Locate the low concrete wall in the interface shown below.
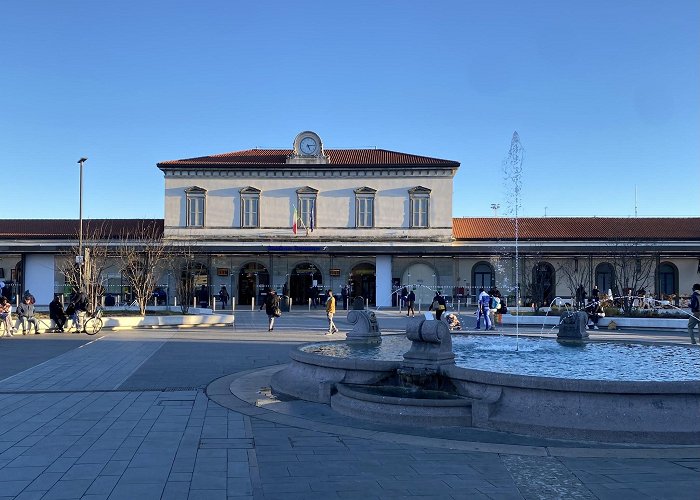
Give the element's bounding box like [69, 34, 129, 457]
[102, 313, 233, 330]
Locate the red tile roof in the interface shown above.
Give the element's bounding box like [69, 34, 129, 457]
[158, 149, 460, 168]
[453, 217, 700, 241]
[0, 219, 163, 239]
[1, 217, 697, 241]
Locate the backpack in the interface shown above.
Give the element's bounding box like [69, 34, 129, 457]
[489, 296, 498, 309]
[691, 292, 700, 313]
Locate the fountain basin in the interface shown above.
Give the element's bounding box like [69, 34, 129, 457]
[331, 383, 472, 427]
[445, 365, 700, 444]
[271, 335, 700, 444]
[270, 347, 398, 404]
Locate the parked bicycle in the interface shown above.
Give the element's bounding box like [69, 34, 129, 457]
[63, 307, 104, 335]
[83, 307, 104, 335]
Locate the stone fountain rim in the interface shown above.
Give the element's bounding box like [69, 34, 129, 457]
[292, 340, 700, 394]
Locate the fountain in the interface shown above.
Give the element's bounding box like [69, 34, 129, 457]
[271, 133, 699, 444]
[271, 306, 700, 445]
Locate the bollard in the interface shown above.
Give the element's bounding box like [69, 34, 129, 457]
[193, 296, 196, 308]
[232, 296, 236, 312]
[251, 297, 255, 311]
[212, 298, 216, 311]
[308, 298, 311, 311]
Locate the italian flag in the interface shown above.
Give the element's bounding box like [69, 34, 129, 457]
[292, 206, 298, 235]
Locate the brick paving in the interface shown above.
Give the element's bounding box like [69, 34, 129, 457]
[0, 310, 697, 499]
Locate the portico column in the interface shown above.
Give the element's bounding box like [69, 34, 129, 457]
[376, 255, 392, 307]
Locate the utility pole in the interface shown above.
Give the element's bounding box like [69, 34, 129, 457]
[77, 157, 87, 290]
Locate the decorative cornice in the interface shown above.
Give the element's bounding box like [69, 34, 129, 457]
[164, 167, 457, 178]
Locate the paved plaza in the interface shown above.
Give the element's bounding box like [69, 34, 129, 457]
[0, 310, 698, 499]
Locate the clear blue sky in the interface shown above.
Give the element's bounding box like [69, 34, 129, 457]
[1, 0, 698, 219]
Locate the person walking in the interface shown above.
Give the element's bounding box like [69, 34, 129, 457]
[17, 295, 40, 334]
[406, 289, 416, 317]
[260, 288, 280, 332]
[219, 286, 230, 309]
[49, 295, 67, 332]
[428, 291, 446, 320]
[687, 283, 700, 344]
[325, 289, 338, 335]
[476, 288, 491, 330]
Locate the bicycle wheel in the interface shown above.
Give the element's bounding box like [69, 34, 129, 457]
[84, 318, 103, 335]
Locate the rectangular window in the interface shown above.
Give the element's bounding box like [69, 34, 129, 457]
[299, 197, 315, 229]
[187, 196, 204, 227]
[242, 197, 259, 228]
[411, 197, 429, 228]
[356, 197, 374, 228]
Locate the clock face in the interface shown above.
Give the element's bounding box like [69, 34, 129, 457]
[300, 137, 318, 155]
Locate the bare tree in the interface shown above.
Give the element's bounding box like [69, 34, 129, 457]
[57, 221, 111, 313]
[556, 257, 594, 304]
[514, 251, 550, 312]
[165, 239, 204, 314]
[605, 240, 656, 315]
[117, 221, 169, 316]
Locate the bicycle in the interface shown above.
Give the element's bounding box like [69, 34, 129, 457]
[83, 307, 104, 335]
[64, 307, 104, 335]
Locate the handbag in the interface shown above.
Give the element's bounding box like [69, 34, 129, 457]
[273, 307, 282, 317]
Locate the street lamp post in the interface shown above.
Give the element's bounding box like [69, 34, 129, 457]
[77, 158, 87, 290]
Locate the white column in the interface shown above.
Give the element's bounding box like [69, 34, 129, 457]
[375, 255, 392, 307]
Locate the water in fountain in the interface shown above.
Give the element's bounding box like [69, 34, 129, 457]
[302, 334, 699, 382]
[502, 131, 524, 349]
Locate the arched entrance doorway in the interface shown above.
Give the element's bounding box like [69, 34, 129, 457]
[351, 263, 376, 306]
[595, 262, 614, 293]
[531, 262, 555, 307]
[238, 262, 269, 305]
[289, 263, 322, 305]
[401, 262, 436, 308]
[657, 262, 678, 296]
[471, 261, 494, 300]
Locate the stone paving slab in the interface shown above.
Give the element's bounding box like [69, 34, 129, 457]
[0, 326, 697, 499]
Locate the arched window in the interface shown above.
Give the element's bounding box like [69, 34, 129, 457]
[472, 262, 494, 298]
[531, 262, 555, 306]
[657, 262, 678, 296]
[595, 263, 614, 292]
